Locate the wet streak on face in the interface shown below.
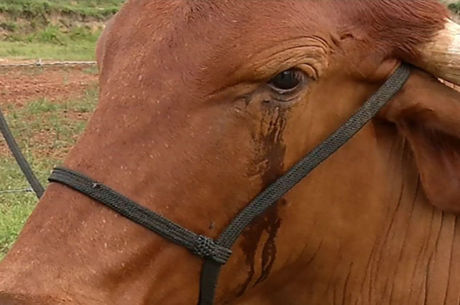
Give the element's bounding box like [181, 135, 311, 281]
[237, 104, 287, 296]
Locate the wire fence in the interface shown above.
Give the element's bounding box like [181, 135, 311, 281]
[0, 188, 34, 195]
[0, 60, 97, 68]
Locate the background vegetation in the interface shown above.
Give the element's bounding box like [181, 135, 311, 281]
[0, 0, 124, 60]
[0, 0, 122, 18]
[448, 2, 460, 13]
[0, 85, 98, 258]
[0, 0, 122, 259]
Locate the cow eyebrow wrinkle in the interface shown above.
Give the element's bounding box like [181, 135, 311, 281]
[232, 39, 330, 82]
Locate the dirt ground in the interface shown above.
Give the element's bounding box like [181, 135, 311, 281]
[0, 61, 98, 107]
[0, 60, 99, 157]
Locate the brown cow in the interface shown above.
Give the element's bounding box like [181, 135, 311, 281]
[1, 1, 459, 304]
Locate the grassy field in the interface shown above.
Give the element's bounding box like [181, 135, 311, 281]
[0, 0, 121, 259]
[0, 0, 124, 60]
[0, 73, 98, 259]
[0, 0, 123, 18]
[0, 0, 117, 258]
[0, 26, 101, 60]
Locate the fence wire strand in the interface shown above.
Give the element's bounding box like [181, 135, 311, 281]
[0, 188, 34, 194]
[0, 60, 96, 68]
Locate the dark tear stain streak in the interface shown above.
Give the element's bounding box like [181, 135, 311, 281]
[237, 106, 287, 296]
[255, 206, 282, 286]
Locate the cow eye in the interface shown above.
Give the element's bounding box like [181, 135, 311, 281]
[268, 69, 305, 93]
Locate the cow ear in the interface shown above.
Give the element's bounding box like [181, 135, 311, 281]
[96, 15, 116, 73]
[379, 68, 460, 214]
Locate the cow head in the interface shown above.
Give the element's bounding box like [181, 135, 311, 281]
[1, 1, 459, 304]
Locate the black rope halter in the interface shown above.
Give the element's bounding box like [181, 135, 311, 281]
[2, 64, 411, 305]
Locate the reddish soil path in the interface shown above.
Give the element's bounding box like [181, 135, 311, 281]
[0, 63, 99, 158]
[0, 64, 98, 108]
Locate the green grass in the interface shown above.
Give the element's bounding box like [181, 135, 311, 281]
[448, 2, 460, 13]
[0, 25, 101, 60]
[0, 159, 44, 259]
[0, 0, 124, 19]
[0, 0, 122, 60]
[0, 28, 99, 60]
[0, 84, 98, 259]
[0, 39, 99, 60]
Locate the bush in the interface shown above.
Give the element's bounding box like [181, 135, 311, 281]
[0, 0, 123, 20]
[34, 25, 64, 44]
[448, 3, 460, 14]
[68, 27, 100, 43]
[0, 22, 18, 32]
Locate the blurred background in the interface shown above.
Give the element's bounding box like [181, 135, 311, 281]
[0, 0, 459, 259]
[0, 0, 123, 259]
[0, 0, 124, 60]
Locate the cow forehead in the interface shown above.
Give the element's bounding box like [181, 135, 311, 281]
[102, 0, 336, 92]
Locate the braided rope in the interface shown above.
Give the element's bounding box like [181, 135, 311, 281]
[49, 167, 232, 265]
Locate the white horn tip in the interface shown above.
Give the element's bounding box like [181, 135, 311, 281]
[416, 18, 460, 85]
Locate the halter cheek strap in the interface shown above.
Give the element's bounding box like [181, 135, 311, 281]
[49, 167, 232, 265]
[48, 64, 411, 305]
